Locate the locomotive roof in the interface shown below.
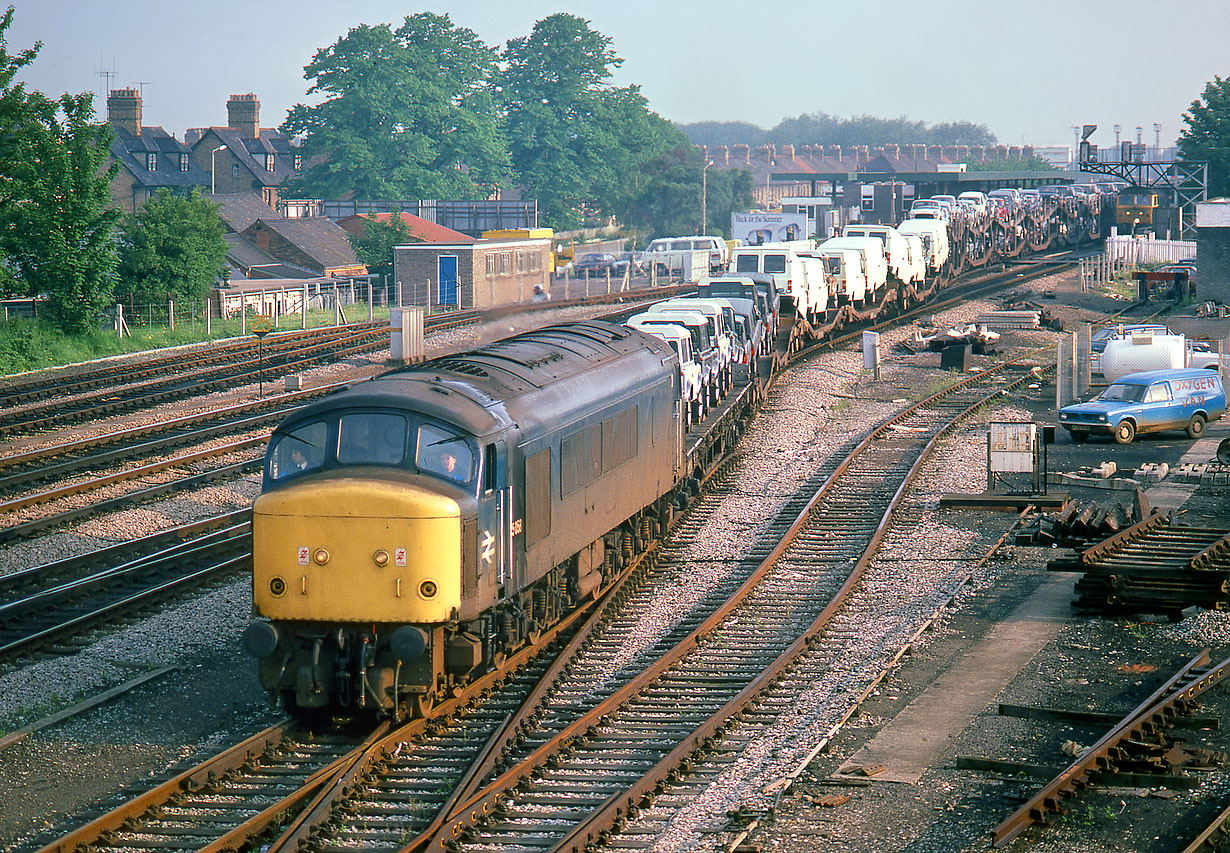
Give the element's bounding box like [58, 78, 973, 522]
[281, 320, 672, 437]
[397, 320, 662, 392]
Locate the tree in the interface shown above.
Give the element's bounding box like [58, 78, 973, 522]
[678, 114, 997, 149]
[500, 14, 685, 228]
[117, 190, 227, 304]
[0, 7, 119, 334]
[1179, 75, 1230, 198]
[282, 14, 508, 200]
[967, 155, 1051, 172]
[348, 215, 417, 280]
[676, 120, 770, 148]
[617, 145, 753, 240]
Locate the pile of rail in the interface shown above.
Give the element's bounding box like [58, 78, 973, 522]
[992, 649, 1230, 848]
[1015, 497, 1145, 547]
[1048, 514, 1230, 615]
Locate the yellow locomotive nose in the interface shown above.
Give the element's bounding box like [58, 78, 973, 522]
[253, 478, 461, 623]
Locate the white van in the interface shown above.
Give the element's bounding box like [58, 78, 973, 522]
[728, 242, 827, 321]
[813, 248, 868, 307]
[842, 224, 924, 286]
[651, 299, 735, 391]
[645, 235, 728, 274]
[627, 323, 706, 427]
[818, 236, 889, 303]
[897, 218, 950, 273]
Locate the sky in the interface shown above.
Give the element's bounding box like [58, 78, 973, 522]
[6, 0, 1228, 152]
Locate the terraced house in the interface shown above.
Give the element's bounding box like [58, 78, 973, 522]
[186, 94, 302, 209]
[105, 88, 210, 212]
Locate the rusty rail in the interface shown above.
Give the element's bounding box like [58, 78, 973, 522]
[402, 359, 1041, 853]
[1180, 801, 1230, 853]
[991, 649, 1230, 847]
[36, 723, 296, 853]
[1079, 512, 1170, 562]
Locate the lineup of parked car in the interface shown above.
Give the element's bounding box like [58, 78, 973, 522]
[908, 182, 1125, 224]
[624, 274, 779, 428]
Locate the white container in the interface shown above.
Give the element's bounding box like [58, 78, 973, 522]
[1101, 333, 1186, 381]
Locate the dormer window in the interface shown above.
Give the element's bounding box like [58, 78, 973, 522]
[265, 154, 275, 172]
[145, 153, 157, 171]
[179, 153, 189, 172]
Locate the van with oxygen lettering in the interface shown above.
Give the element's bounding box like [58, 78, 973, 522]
[1058, 368, 1225, 444]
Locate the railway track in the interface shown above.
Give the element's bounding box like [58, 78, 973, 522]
[0, 383, 345, 488]
[393, 359, 1045, 853]
[0, 283, 694, 424]
[0, 512, 251, 661]
[30, 541, 650, 853]
[0, 325, 389, 439]
[21, 352, 1038, 851]
[0, 321, 385, 409]
[2, 257, 1087, 846]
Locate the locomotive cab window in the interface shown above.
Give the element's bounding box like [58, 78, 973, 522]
[269, 421, 329, 480]
[338, 412, 407, 466]
[416, 423, 475, 484]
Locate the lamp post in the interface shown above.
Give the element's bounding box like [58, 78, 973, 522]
[211, 144, 228, 194]
[700, 158, 714, 235]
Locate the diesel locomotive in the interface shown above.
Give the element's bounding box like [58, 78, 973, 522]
[243, 321, 687, 717]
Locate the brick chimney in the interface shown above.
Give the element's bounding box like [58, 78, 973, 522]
[778, 144, 795, 160]
[227, 93, 260, 139]
[107, 88, 141, 136]
[732, 144, 750, 165]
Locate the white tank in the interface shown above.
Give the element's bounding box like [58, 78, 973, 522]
[1101, 334, 1186, 381]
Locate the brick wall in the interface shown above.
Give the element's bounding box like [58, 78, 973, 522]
[394, 240, 549, 310]
[189, 130, 255, 195]
[109, 169, 143, 213]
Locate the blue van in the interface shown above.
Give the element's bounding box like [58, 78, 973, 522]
[1058, 368, 1225, 444]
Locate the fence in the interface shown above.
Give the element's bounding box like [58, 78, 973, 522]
[1078, 235, 1197, 292]
[103, 279, 406, 339]
[1105, 235, 1196, 265]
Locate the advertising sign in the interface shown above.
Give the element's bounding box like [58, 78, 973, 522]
[731, 212, 808, 245]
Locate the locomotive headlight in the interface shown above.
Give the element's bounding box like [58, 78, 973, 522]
[313, 548, 330, 565]
[269, 576, 286, 597]
[373, 549, 390, 567]
[419, 580, 438, 598]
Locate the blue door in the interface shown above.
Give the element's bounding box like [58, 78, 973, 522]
[437, 256, 458, 306]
